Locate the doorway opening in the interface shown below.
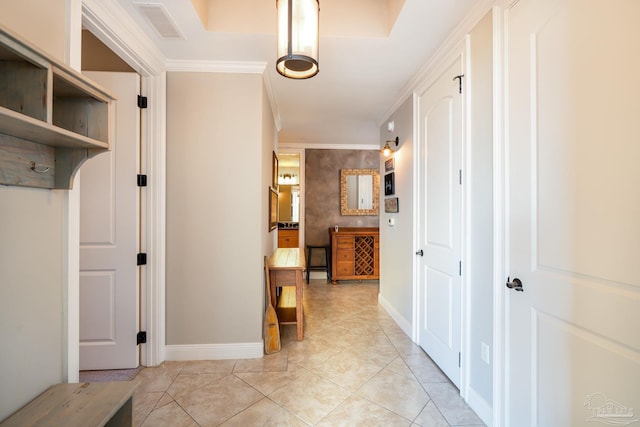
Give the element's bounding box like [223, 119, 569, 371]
[277, 148, 305, 249]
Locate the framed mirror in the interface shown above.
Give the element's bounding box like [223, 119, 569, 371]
[277, 154, 300, 223]
[340, 168, 380, 216]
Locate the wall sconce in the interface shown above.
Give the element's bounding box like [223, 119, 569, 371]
[381, 136, 399, 157]
[276, 0, 319, 79]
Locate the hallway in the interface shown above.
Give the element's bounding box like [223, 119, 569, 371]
[133, 280, 484, 426]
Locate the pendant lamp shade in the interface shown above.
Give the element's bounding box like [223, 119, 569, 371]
[276, 0, 319, 79]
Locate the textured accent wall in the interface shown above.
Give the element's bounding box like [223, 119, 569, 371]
[305, 149, 379, 247]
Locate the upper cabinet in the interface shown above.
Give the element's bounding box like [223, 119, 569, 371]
[0, 25, 114, 189]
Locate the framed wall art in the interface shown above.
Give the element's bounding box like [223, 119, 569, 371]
[384, 157, 395, 172]
[384, 197, 399, 213]
[269, 187, 278, 231]
[384, 172, 395, 196]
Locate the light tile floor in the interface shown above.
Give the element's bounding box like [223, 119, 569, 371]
[133, 280, 485, 426]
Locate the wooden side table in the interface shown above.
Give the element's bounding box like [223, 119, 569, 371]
[268, 248, 306, 340]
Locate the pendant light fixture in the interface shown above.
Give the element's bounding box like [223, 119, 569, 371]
[276, 0, 319, 79]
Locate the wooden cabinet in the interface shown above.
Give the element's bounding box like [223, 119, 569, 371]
[329, 227, 379, 283]
[0, 25, 114, 189]
[278, 229, 299, 248]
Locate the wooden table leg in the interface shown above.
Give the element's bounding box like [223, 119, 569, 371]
[295, 269, 304, 340]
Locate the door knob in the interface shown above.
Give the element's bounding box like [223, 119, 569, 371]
[506, 277, 524, 292]
[416, 249, 424, 256]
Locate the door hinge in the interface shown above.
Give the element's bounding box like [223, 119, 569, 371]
[137, 174, 147, 187]
[459, 261, 462, 276]
[137, 253, 147, 266]
[137, 95, 148, 109]
[459, 352, 461, 367]
[459, 169, 462, 185]
[453, 75, 464, 94]
[137, 331, 147, 345]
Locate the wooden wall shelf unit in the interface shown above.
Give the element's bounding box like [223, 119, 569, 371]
[0, 25, 114, 189]
[329, 227, 379, 284]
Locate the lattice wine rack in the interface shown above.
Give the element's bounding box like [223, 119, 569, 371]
[354, 236, 375, 276]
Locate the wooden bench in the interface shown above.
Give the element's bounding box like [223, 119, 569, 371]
[0, 382, 138, 427]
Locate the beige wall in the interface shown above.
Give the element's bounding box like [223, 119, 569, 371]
[468, 10, 494, 406]
[378, 96, 414, 329]
[166, 71, 272, 346]
[261, 82, 277, 259]
[0, 0, 67, 62]
[0, 0, 68, 420]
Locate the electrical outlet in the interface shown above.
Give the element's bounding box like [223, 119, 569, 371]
[481, 342, 490, 364]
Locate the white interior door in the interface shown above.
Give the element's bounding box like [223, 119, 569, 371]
[505, 0, 640, 425]
[416, 56, 463, 387]
[79, 71, 140, 370]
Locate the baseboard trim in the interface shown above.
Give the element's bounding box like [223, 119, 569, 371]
[164, 342, 263, 361]
[378, 293, 412, 337]
[466, 385, 493, 426]
[309, 271, 330, 280]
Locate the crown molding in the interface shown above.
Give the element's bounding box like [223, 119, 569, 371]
[262, 71, 282, 131]
[378, 0, 497, 125]
[279, 142, 380, 150]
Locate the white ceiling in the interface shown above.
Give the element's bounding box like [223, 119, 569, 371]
[115, 0, 479, 147]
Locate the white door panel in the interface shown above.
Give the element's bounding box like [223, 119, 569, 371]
[417, 57, 463, 387]
[505, 0, 640, 425]
[80, 71, 140, 370]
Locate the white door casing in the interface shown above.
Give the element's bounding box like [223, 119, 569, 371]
[504, 0, 640, 425]
[79, 71, 141, 370]
[416, 56, 464, 387]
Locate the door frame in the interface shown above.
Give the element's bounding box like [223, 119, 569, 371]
[492, 3, 507, 427]
[65, 0, 167, 381]
[276, 146, 306, 250]
[412, 43, 469, 398]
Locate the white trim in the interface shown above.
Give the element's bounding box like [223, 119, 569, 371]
[411, 92, 420, 344]
[63, 173, 81, 383]
[140, 72, 167, 366]
[82, 0, 164, 76]
[165, 343, 263, 361]
[63, 0, 83, 385]
[467, 385, 494, 426]
[493, 4, 507, 427]
[81, 0, 167, 368]
[378, 293, 412, 338]
[461, 34, 472, 405]
[165, 59, 266, 74]
[308, 271, 328, 280]
[279, 142, 380, 151]
[263, 71, 282, 131]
